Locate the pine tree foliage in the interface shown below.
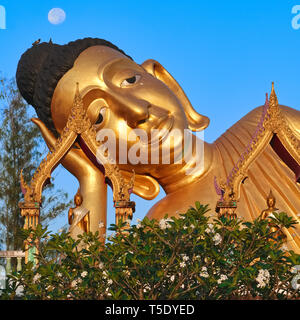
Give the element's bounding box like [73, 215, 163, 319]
[0, 77, 71, 250]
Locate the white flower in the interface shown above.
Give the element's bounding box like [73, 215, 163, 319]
[170, 275, 175, 282]
[182, 254, 189, 262]
[213, 233, 222, 245]
[99, 221, 104, 228]
[98, 262, 104, 269]
[33, 273, 41, 283]
[107, 279, 113, 285]
[179, 261, 186, 268]
[46, 285, 54, 291]
[256, 269, 270, 288]
[57, 272, 62, 278]
[71, 278, 82, 288]
[183, 226, 188, 230]
[159, 218, 172, 230]
[81, 271, 88, 278]
[200, 267, 209, 278]
[105, 286, 112, 296]
[143, 285, 151, 293]
[190, 224, 195, 229]
[217, 274, 228, 284]
[205, 223, 215, 234]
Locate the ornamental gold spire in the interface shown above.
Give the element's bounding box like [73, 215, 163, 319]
[268, 82, 280, 118]
[66, 82, 91, 134]
[269, 82, 278, 109]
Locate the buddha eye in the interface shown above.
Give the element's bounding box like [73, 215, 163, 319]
[95, 107, 107, 124]
[120, 75, 141, 87]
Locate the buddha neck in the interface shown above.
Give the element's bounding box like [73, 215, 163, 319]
[150, 135, 214, 194]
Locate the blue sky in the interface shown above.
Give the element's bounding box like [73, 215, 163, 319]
[0, 1, 299, 233]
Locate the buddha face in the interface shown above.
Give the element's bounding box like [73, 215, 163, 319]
[267, 197, 275, 208]
[74, 194, 82, 206]
[51, 46, 208, 173]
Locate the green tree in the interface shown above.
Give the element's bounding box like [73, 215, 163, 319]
[0, 77, 71, 251]
[2, 203, 299, 300]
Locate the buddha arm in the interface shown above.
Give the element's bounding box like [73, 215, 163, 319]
[68, 207, 73, 225]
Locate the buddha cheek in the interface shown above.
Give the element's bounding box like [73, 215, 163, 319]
[133, 76, 182, 114]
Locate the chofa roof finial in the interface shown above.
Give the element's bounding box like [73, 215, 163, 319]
[270, 82, 276, 98]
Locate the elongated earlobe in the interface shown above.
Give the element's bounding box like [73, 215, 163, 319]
[120, 170, 160, 200]
[141, 59, 210, 131]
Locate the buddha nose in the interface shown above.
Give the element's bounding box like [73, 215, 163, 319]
[118, 98, 150, 128]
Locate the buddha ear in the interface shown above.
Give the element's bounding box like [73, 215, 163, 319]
[141, 59, 210, 131]
[119, 170, 160, 200]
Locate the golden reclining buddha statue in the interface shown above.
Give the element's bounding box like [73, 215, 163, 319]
[16, 38, 300, 252]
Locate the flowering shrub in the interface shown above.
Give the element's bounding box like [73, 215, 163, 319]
[1, 202, 300, 300]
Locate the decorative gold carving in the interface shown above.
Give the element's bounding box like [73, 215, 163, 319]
[265, 83, 300, 162]
[20, 83, 136, 258]
[215, 199, 238, 220]
[216, 83, 300, 202]
[66, 83, 92, 134]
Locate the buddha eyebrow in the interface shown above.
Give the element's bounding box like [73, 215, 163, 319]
[102, 58, 144, 75]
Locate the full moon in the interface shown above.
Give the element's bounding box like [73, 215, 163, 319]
[48, 8, 66, 25]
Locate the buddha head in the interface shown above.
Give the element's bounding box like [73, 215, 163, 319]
[16, 38, 209, 174]
[74, 189, 83, 207]
[267, 190, 276, 208]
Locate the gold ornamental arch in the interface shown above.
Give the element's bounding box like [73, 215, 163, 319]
[19, 84, 135, 262]
[217, 82, 300, 202]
